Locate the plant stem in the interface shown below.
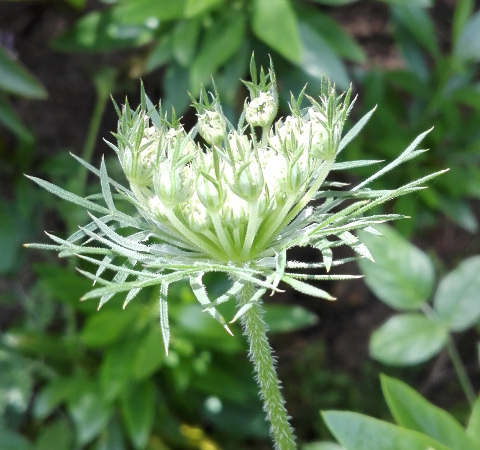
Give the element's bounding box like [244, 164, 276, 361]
[238, 282, 296, 450]
[78, 68, 117, 196]
[445, 336, 476, 407]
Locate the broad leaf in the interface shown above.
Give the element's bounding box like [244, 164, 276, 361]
[172, 19, 201, 67]
[251, 0, 302, 64]
[116, 0, 186, 23]
[68, 385, 112, 445]
[454, 9, 480, 64]
[392, 5, 439, 58]
[100, 339, 137, 401]
[81, 309, 137, 347]
[190, 11, 246, 91]
[185, 0, 224, 18]
[370, 313, 448, 366]
[467, 395, 480, 440]
[121, 380, 155, 450]
[358, 225, 435, 310]
[297, 21, 350, 89]
[322, 411, 449, 450]
[0, 93, 33, 139]
[434, 256, 480, 331]
[381, 375, 480, 450]
[51, 9, 156, 52]
[0, 45, 47, 98]
[263, 304, 318, 333]
[295, 7, 365, 63]
[0, 428, 32, 450]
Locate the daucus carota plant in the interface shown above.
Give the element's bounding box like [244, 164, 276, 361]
[26, 56, 445, 450]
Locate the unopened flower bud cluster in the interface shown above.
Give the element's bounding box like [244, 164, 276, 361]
[113, 68, 348, 263]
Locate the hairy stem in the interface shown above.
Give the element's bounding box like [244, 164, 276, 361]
[238, 282, 296, 450]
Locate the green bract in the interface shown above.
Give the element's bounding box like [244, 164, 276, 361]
[26, 56, 445, 450]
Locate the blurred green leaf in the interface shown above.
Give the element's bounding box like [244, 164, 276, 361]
[263, 304, 318, 334]
[297, 21, 350, 89]
[172, 19, 200, 67]
[452, 0, 475, 46]
[370, 313, 448, 365]
[94, 415, 127, 450]
[392, 5, 439, 58]
[467, 395, 480, 440]
[0, 45, 47, 99]
[434, 256, 480, 331]
[0, 94, 33, 140]
[81, 309, 137, 347]
[0, 200, 28, 274]
[251, 0, 302, 64]
[2, 330, 81, 361]
[145, 34, 172, 72]
[34, 377, 83, 419]
[35, 264, 94, 310]
[51, 9, 156, 52]
[100, 339, 138, 401]
[322, 410, 449, 450]
[393, 18, 428, 81]
[295, 7, 365, 63]
[307, 0, 358, 4]
[384, 70, 428, 98]
[454, 9, 480, 63]
[381, 375, 480, 450]
[358, 225, 435, 310]
[171, 303, 244, 353]
[163, 62, 190, 113]
[440, 196, 478, 233]
[68, 386, 113, 445]
[0, 350, 33, 417]
[0, 428, 32, 450]
[190, 10, 246, 91]
[116, 0, 186, 23]
[132, 325, 165, 380]
[379, 0, 432, 5]
[35, 418, 74, 450]
[121, 381, 155, 450]
[184, 0, 224, 18]
[302, 442, 346, 450]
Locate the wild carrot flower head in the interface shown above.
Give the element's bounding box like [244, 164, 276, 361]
[26, 55, 444, 353]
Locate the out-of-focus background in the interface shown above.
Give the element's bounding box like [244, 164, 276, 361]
[1, 0, 479, 449]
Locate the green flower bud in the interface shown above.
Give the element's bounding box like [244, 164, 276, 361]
[245, 91, 277, 127]
[285, 152, 310, 193]
[223, 195, 247, 228]
[153, 162, 194, 207]
[196, 171, 224, 212]
[148, 195, 167, 220]
[198, 110, 226, 145]
[181, 196, 211, 232]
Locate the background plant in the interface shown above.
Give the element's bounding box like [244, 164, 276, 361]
[359, 224, 480, 407]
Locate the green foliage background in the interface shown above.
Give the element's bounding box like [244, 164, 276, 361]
[1, 0, 479, 448]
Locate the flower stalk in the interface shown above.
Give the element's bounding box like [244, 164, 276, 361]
[238, 281, 296, 450]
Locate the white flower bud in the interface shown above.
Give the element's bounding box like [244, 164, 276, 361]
[182, 196, 211, 232]
[148, 195, 167, 220]
[223, 195, 247, 228]
[198, 110, 226, 145]
[245, 91, 277, 127]
[153, 162, 194, 207]
[230, 156, 264, 201]
[196, 171, 224, 212]
[285, 151, 310, 193]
